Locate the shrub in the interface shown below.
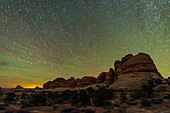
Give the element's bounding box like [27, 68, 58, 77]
[151, 99, 163, 104]
[127, 102, 137, 105]
[163, 96, 170, 99]
[46, 92, 59, 104]
[5, 93, 15, 102]
[120, 92, 127, 102]
[53, 105, 58, 109]
[20, 104, 26, 108]
[140, 98, 150, 106]
[92, 86, 114, 106]
[79, 89, 90, 106]
[60, 90, 71, 101]
[153, 78, 162, 86]
[70, 91, 79, 106]
[70, 109, 81, 113]
[0, 105, 5, 110]
[142, 80, 155, 97]
[21, 93, 28, 99]
[83, 109, 95, 113]
[46, 92, 59, 100]
[61, 107, 76, 112]
[16, 110, 30, 113]
[86, 87, 95, 95]
[5, 111, 14, 113]
[30, 93, 47, 106]
[142, 84, 153, 96]
[0, 90, 3, 96]
[130, 91, 144, 99]
[56, 97, 63, 104]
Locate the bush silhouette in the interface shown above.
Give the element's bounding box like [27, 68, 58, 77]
[70, 91, 79, 106]
[21, 93, 28, 99]
[92, 86, 114, 106]
[130, 91, 144, 99]
[86, 87, 95, 98]
[79, 89, 90, 106]
[31, 93, 47, 106]
[60, 90, 71, 101]
[120, 91, 127, 102]
[46, 92, 59, 103]
[5, 93, 15, 102]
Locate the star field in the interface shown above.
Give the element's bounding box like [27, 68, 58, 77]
[0, 0, 169, 88]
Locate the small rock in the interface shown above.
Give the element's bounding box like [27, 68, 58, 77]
[140, 98, 150, 106]
[20, 104, 26, 108]
[151, 99, 163, 104]
[5, 111, 14, 113]
[83, 109, 96, 113]
[70, 109, 81, 113]
[127, 102, 137, 105]
[113, 104, 120, 107]
[0, 105, 5, 110]
[61, 107, 76, 113]
[163, 96, 170, 99]
[53, 105, 58, 109]
[16, 110, 30, 113]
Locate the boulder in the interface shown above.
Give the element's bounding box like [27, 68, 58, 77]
[16, 85, 23, 89]
[68, 77, 75, 81]
[151, 99, 163, 104]
[43, 78, 66, 88]
[140, 98, 150, 106]
[76, 76, 96, 87]
[53, 77, 66, 82]
[121, 54, 133, 63]
[59, 80, 77, 87]
[105, 68, 115, 84]
[96, 68, 115, 84]
[43, 81, 52, 89]
[109, 53, 163, 91]
[96, 72, 107, 83]
[114, 60, 121, 73]
[115, 53, 159, 77]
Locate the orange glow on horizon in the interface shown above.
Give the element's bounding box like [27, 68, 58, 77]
[23, 85, 43, 89]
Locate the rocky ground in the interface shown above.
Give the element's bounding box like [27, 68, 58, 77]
[0, 104, 119, 113]
[0, 99, 170, 113]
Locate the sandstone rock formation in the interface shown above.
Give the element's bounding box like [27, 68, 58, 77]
[43, 76, 97, 89]
[105, 68, 115, 84]
[76, 76, 96, 87]
[109, 53, 163, 90]
[43, 68, 115, 89]
[96, 68, 115, 84]
[96, 72, 107, 83]
[16, 85, 23, 89]
[43, 52, 164, 91]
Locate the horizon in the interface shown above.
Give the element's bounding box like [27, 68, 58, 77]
[0, 0, 169, 88]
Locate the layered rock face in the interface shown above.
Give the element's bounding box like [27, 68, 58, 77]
[109, 53, 163, 90]
[43, 68, 115, 89]
[96, 68, 115, 84]
[43, 53, 163, 90]
[43, 76, 96, 89]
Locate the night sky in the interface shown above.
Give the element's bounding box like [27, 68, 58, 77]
[0, 0, 169, 88]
